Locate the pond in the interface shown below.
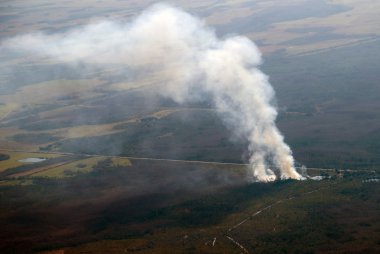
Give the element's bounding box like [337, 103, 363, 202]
[18, 158, 47, 163]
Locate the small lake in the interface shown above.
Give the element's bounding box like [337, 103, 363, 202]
[18, 158, 47, 163]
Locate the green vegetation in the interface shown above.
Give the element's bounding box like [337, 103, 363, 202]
[263, 39, 380, 169]
[32, 157, 106, 178]
[0, 162, 378, 253]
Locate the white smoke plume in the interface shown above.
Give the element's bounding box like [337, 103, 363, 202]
[1, 4, 303, 182]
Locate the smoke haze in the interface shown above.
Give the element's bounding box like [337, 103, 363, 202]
[1, 4, 302, 182]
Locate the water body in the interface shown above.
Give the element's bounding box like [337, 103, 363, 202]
[18, 157, 47, 163]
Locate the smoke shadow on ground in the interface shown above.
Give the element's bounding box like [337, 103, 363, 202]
[0, 158, 287, 253]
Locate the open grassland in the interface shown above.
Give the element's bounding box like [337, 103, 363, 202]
[107, 71, 160, 91]
[0, 151, 61, 172]
[32, 157, 105, 178]
[266, 0, 380, 55]
[0, 79, 103, 105]
[0, 150, 132, 179]
[0, 103, 19, 121]
[54, 109, 246, 163]
[2, 0, 379, 56]
[32, 157, 132, 178]
[0, 179, 33, 186]
[0, 106, 185, 150]
[110, 157, 132, 167]
[53, 108, 181, 140]
[1, 38, 379, 171]
[57, 122, 127, 140]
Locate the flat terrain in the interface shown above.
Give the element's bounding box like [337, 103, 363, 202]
[0, 0, 379, 169]
[0, 161, 378, 253]
[0, 0, 379, 253]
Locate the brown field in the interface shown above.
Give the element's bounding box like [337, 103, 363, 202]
[2, 1, 379, 56]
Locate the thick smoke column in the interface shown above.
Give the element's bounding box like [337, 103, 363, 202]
[1, 4, 302, 182]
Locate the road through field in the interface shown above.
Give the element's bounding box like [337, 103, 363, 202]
[0, 148, 248, 167]
[0, 148, 377, 174]
[204, 182, 339, 253]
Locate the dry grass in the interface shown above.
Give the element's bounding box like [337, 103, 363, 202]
[0, 103, 19, 121]
[60, 123, 124, 139]
[0, 79, 103, 105]
[205, 6, 257, 25]
[0, 106, 179, 150]
[286, 37, 371, 55]
[0, 179, 33, 186]
[150, 109, 179, 119]
[107, 80, 152, 92]
[0, 151, 61, 172]
[265, 0, 380, 54]
[111, 157, 132, 167]
[48, 107, 181, 139]
[2, 0, 379, 57]
[32, 157, 104, 178]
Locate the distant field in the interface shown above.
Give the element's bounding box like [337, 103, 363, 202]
[32, 157, 105, 178]
[0, 79, 103, 105]
[0, 150, 134, 179]
[32, 156, 132, 178]
[111, 157, 132, 167]
[264, 39, 380, 169]
[0, 151, 61, 172]
[0, 103, 18, 121]
[1, 0, 379, 56]
[250, 0, 380, 54]
[0, 38, 379, 171]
